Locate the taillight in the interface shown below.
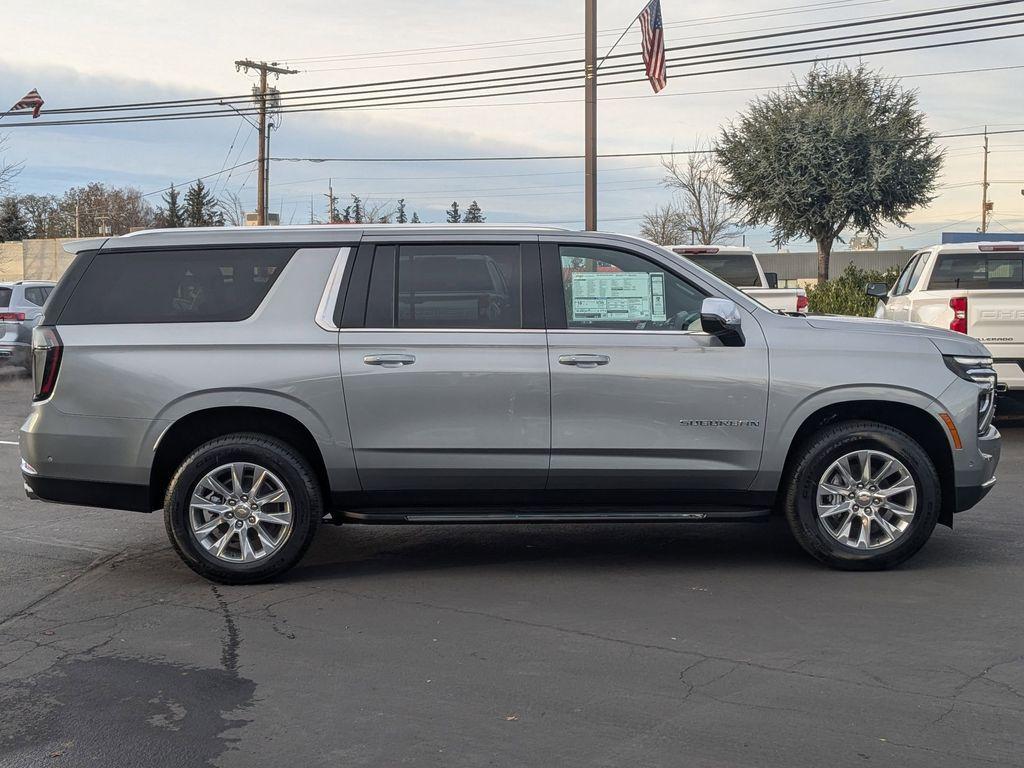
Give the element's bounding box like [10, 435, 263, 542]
[0, 312, 26, 321]
[796, 294, 809, 313]
[32, 326, 63, 402]
[949, 296, 968, 334]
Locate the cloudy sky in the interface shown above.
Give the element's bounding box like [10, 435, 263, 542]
[2, 0, 1023, 251]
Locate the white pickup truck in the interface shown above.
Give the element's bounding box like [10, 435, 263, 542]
[868, 241, 1024, 392]
[669, 245, 808, 313]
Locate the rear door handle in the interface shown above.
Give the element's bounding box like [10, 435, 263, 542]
[558, 354, 610, 368]
[363, 353, 416, 368]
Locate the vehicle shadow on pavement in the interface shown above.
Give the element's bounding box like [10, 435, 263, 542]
[283, 517, 984, 584]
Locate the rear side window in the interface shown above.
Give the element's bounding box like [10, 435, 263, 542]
[395, 245, 523, 329]
[0, 288, 10, 308]
[59, 247, 295, 324]
[23, 286, 52, 306]
[685, 253, 760, 287]
[928, 253, 1024, 290]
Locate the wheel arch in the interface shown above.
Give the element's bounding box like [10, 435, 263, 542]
[777, 399, 956, 527]
[149, 406, 331, 512]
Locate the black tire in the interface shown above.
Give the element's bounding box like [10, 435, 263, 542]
[164, 433, 322, 584]
[783, 420, 941, 571]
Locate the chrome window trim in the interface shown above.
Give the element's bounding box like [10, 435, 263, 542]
[315, 247, 351, 331]
[340, 327, 705, 336]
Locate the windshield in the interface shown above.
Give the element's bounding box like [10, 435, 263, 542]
[928, 252, 1024, 290]
[684, 253, 761, 287]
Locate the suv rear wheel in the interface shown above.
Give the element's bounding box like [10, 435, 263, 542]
[784, 420, 941, 570]
[164, 433, 322, 584]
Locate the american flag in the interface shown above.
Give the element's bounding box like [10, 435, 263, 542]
[11, 88, 44, 118]
[639, 0, 667, 93]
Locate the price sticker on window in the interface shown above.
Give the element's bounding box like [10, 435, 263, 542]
[570, 272, 667, 323]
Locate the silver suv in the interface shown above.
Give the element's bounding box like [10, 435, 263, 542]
[20, 226, 1001, 583]
[1, 281, 55, 370]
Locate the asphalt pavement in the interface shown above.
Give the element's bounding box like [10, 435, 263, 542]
[0, 368, 1021, 768]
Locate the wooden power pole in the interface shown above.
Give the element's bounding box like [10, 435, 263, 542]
[235, 60, 298, 226]
[584, 0, 598, 231]
[981, 126, 991, 234]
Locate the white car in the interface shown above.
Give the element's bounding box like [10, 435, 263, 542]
[869, 241, 1024, 392]
[669, 245, 808, 313]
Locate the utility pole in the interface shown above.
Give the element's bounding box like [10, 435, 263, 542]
[584, 0, 597, 231]
[981, 126, 991, 234]
[74, 203, 80, 238]
[324, 179, 338, 224]
[234, 60, 298, 226]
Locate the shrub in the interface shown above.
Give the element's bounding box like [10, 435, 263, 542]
[806, 262, 901, 317]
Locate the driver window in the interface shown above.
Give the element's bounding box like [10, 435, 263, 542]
[559, 246, 706, 331]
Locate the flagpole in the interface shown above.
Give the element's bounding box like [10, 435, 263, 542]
[584, 0, 597, 231]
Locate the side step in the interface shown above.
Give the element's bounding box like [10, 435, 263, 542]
[338, 507, 772, 524]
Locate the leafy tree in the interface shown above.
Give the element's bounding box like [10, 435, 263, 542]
[0, 197, 29, 242]
[155, 184, 185, 228]
[410, 212, 421, 223]
[183, 179, 222, 227]
[57, 183, 156, 236]
[463, 200, 485, 223]
[806, 262, 900, 316]
[662, 147, 741, 244]
[717, 63, 941, 283]
[396, 198, 408, 224]
[445, 201, 461, 223]
[639, 203, 687, 245]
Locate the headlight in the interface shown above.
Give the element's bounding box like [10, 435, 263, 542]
[943, 355, 997, 436]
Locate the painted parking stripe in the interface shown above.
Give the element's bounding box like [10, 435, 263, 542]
[0, 440, 19, 446]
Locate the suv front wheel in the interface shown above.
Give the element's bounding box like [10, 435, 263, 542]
[784, 420, 941, 570]
[164, 433, 322, 584]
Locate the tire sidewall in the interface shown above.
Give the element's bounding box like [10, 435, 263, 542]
[790, 424, 940, 568]
[165, 436, 320, 583]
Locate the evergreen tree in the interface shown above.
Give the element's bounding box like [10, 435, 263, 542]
[410, 212, 421, 223]
[463, 200, 485, 223]
[341, 205, 352, 224]
[396, 198, 408, 224]
[350, 195, 364, 224]
[155, 185, 184, 228]
[445, 201, 461, 223]
[0, 197, 28, 242]
[183, 179, 222, 227]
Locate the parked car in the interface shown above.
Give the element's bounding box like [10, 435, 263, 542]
[868, 242, 1024, 394]
[668, 245, 808, 313]
[22, 226, 999, 583]
[1, 281, 55, 371]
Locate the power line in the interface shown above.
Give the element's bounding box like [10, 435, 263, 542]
[16, 0, 1017, 121]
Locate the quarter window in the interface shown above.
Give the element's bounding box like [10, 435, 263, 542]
[558, 246, 706, 330]
[59, 247, 294, 325]
[396, 245, 523, 329]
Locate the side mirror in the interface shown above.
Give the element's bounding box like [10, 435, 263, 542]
[764, 271, 779, 289]
[700, 297, 745, 347]
[865, 282, 890, 300]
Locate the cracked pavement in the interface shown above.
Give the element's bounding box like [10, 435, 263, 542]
[0, 370, 1022, 767]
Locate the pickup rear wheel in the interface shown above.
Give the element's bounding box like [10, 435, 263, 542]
[163, 433, 322, 584]
[784, 420, 941, 570]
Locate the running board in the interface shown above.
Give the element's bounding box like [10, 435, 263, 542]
[339, 507, 772, 524]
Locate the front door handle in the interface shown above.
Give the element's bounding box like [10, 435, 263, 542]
[363, 353, 416, 368]
[558, 354, 610, 368]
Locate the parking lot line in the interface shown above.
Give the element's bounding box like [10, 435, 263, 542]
[0, 440, 19, 446]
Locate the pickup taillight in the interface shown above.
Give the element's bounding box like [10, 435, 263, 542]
[0, 312, 26, 322]
[949, 297, 968, 334]
[796, 294, 808, 313]
[32, 326, 63, 402]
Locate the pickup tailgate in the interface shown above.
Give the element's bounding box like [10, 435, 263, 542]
[962, 290, 1024, 387]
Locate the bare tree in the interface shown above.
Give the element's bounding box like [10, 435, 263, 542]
[662, 147, 742, 244]
[638, 204, 687, 245]
[217, 191, 246, 227]
[0, 136, 23, 196]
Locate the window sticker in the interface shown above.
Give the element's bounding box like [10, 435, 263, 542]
[570, 271, 667, 323]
